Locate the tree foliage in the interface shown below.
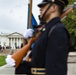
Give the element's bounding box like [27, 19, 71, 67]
[62, 1, 76, 51]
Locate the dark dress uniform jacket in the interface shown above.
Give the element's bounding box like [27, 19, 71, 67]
[31, 17, 70, 75]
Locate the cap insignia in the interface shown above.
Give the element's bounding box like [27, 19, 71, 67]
[59, 0, 65, 4]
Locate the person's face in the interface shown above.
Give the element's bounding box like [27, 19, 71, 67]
[39, 3, 59, 22]
[40, 4, 51, 20]
[39, 3, 50, 18]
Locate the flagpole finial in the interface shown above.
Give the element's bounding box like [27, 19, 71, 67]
[28, 0, 30, 4]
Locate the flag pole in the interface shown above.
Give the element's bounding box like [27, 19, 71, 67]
[27, 0, 32, 28]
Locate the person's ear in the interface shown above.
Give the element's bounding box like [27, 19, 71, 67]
[50, 4, 57, 13]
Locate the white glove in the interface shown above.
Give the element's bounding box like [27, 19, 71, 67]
[23, 28, 34, 39]
[5, 55, 16, 67]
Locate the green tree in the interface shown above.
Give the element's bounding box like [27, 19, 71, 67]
[62, 1, 76, 51]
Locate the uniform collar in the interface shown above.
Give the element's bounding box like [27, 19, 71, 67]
[41, 17, 61, 32]
[45, 17, 61, 28]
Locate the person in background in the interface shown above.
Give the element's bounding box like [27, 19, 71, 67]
[0, 45, 2, 52]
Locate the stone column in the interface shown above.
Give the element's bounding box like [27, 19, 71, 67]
[18, 38, 19, 48]
[15, 38, 16, 49]
[12, 38, 14, 49]
[13, 38, 15, 49]
[19, 38, 20, 48]
[16, 38, 18, 49]
[11, 38, 13, 49]
[9, 38, 11, 48]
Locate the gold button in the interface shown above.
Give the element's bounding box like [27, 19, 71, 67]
[52, 0, 55, 2]
[42, 28, 46, 31]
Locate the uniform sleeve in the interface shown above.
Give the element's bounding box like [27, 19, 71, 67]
[45, 27, 69, 75]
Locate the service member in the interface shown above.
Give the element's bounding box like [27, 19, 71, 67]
[31, 0, 70, 75]
[5, 0, 71, 75]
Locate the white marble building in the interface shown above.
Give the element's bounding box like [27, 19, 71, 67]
[0, 32, 23, 49]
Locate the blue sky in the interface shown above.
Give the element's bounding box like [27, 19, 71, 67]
[0, 0, 42, 34]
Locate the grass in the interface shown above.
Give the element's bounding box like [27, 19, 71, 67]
[0, 56, 6, 66]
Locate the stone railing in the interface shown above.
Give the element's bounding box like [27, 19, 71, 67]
[68, 52, 76, 63]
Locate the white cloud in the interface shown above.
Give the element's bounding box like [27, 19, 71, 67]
[0, 0, 42, 34]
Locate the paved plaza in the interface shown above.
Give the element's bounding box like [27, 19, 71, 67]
[0, 63, 76, 75]
[0, 52, 76, 75]
[0, 65, 15, 75]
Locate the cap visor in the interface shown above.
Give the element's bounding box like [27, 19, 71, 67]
[38, 2, 48, 7]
